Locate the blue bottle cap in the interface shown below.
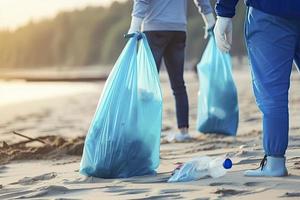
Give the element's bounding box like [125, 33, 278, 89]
[223, 158, 232, 169]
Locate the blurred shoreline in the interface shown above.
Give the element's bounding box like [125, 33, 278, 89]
[0, 56, 251, 82]
[0, 66, 111, 82]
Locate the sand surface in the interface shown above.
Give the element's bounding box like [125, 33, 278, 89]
[0, 70, 300, 200]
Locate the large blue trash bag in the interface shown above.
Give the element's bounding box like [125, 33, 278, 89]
[80, 33, 162, 178]
[197, 33, 239, 136]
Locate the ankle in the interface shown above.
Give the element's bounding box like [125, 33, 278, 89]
[179, 127, 189, 134]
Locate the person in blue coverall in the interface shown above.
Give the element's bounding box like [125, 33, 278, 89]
[128, 0, 216, 142]
[214, 0, 300, 176]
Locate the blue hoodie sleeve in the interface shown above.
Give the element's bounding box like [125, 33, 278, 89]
[132, 0, 151, 18]
[215, 0, 239, 18]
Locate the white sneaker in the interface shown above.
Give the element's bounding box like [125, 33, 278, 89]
[244, 155, 288, 177]
[167, 133, 193, 143]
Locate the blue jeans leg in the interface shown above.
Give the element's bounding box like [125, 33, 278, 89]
[144, 31, 189, 128]
[164, 32, 189, 128]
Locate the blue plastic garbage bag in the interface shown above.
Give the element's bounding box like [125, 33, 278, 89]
[197, 33, 239, 136]
[80, 33, 162, 178]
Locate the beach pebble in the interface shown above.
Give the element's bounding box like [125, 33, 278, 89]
[239, 145, 248, 149]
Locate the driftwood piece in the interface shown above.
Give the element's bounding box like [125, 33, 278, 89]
[13, 131, 46, 144]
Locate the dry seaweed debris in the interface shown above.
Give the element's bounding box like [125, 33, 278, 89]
[0, 132, 84, 164]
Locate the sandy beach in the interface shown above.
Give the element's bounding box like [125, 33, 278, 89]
[1, 69, 300, 200]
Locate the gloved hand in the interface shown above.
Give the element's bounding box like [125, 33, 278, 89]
[201, 13, 216, 39]
[128, 16, 143, 34]
[214, 16, 232, 52]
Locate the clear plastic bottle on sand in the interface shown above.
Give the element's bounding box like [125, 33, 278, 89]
[168, 156, 232, 182]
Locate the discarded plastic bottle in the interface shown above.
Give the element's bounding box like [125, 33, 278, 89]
[168, 156, 232, 182]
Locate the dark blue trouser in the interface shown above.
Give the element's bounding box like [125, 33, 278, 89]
[245, 7, 300, 156]
[144, 31, 189, 128]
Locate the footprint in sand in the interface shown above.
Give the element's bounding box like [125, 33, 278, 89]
[290, 127, 300, 131]
[243, 117, 260, 122]
[1, 185, 102, 199]
[214, 188, 247, 197]
[0, 165, 8, 173]
[288, 156, 300, 161]
[243, 182, 261, 187]
[105, 185, 128, 193]
[119, 188, 149, 195]
[17, 185, 70, 199]
[104, 186, 149, 196]
[63, 176, 111, 184]
[0, 189, 37, 199]
[209, 182, 234, 186]
[10, 172, 57, 185]
[286, 157, 300, 169]
[294, 161, 300, 169]
[134, 194, 182, 200]
[122, 174, 170, 184]
[160, 188, 195, 194]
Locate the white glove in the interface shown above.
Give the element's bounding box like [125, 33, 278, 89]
[128, 16, 143, 34]
[214, 16, 232, 52]
[201, 13, 216, 39]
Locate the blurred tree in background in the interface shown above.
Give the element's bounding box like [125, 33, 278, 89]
[0, 1, 246, 68]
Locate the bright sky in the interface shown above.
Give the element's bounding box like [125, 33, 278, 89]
[0, 0, 126, 30]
